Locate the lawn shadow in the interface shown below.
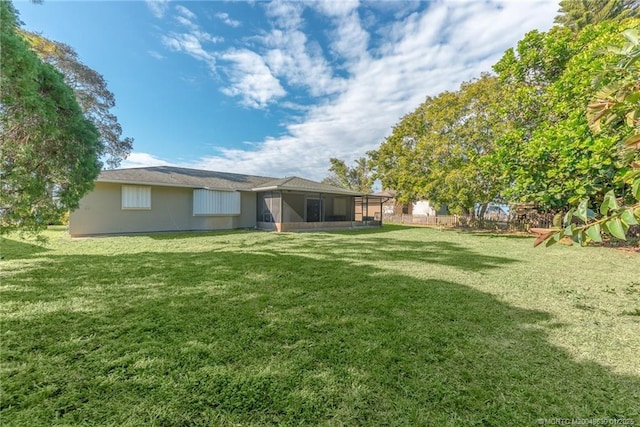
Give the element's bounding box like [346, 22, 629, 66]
[139, 229, 255, 240]
[2, 246, 639, 425]
[288, 235, 519, 272]
[0, 237, 50, 260]
[324, 223, 419, 235]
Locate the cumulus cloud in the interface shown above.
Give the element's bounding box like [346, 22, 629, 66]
[145, 0, 169, 19]
[215, 12, 241, 28]
[264, 1, 305, 29]
[260, 16, 344, 97]
[162, 32, 217, 65]
[219, 49, 286, 108]
[175, 4, 196, 20]
[160, 5, 222, 69]
[121, 152, 172, 169]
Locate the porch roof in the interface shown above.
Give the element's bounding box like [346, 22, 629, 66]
[252, 176, 364, 196]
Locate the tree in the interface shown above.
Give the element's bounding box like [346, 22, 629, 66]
[20, 31, 132, 168]
[369, 74, 507, 216]
[554, 0, 639, 32]
[367, 100, 432, 205]
[1, 1, 101, 235]
[534, 26, 640, 247]
[493, 20, 638, 212]
[322, 157, 373, 193]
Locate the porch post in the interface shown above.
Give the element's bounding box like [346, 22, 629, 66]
[278, 191, 283, 232]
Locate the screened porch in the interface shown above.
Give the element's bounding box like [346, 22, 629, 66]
[256, 191, 386, 232]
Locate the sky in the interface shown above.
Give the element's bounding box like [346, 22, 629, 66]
[15, 0, 559, 181]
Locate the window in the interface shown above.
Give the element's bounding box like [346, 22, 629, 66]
[122, 185, 151, 210]
[193, 189, 240, 215]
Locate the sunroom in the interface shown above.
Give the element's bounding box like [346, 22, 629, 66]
[252, 177, 387, 232]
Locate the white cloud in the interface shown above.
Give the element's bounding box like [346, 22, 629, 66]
[162, 32, 217, 66]
[175, 15, 198, 30]
[147, 1, 559, 181]
[175, 5, 196, 20]
[215, 12, 241, 28]
[312, 0, 359, 17]
[262, 30, 345, 97]
[148, 50, 165, 60]
[121, 152, 172, 169]
[160, 7, 221, 68]
[188, 0, 560, 180]
[145, 0, 169, 19]
[219, 49, 285, 109]
[264, 1, 304, 29]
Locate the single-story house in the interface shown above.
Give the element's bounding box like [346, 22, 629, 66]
[69, 166, 387, 236]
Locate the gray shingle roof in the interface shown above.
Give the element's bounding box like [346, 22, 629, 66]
[252, 176, 363, 195]
[97, 166, 275, 191]
[97, 166, 363, 195]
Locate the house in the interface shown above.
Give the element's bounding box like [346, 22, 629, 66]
[69, 166, 387, 236]
[377, 190, 447, 217]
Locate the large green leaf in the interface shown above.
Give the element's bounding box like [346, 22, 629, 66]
[621, 208, 639, 225]
[606, 218, 627, 240]
[564, 208, 575, 225]
[600, 191, 618, 216]
[585, 223, 603, 243]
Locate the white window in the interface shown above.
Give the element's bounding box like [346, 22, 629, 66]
[122, 185, 151, 210]
[193, 189, 240, 215]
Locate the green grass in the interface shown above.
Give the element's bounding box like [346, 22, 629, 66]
[1, 225, 639, 426]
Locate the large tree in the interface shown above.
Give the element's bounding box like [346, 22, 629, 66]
[20, 31, 132, 168]
[493, 19, 639, 211]
[322, 157, 373, 193]
[1, 1, 101, 234]
[369, 74, 507, 216]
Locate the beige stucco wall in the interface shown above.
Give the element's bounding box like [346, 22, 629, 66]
[69, 182, 257, 236]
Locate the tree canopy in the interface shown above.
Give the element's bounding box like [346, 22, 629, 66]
[322, 157, 373, 193]
[20, 31, 133, 168]
[370, 74, 508, 215]
[1, 1, 101, 234]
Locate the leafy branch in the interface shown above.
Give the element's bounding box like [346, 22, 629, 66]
[533, 27, 640, 247]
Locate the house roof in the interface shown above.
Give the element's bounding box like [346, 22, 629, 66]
[97, 166, 275, 191]
[251, 176, 364, 196]
[374, 190, 397, 198]
[96, 166, 363, 195]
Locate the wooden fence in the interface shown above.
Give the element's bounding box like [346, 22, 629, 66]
[384, 213, 554, 231]
[383, 214, 460, 227]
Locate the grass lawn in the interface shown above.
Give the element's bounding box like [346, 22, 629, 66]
[1, 225, 639, 426]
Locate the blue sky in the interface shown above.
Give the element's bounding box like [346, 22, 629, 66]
[15, 0, 559, 180]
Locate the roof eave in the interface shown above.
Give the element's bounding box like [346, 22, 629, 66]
[97, 178, 244, 192]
